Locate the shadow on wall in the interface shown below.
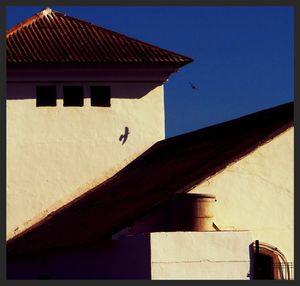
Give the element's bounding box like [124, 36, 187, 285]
[7, 234, 151, 279]
[119, 127, 130, 145]
[6, 82, 162, 100]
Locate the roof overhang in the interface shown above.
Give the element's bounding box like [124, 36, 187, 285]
[7, 63, 183, 83]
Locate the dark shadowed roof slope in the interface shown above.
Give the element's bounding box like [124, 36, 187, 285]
[6, 8, 193, 66]
[7, 102, 293, 256]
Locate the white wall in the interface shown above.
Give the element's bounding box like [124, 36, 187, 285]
[6, 65, 171, 239]
[150, 231, 253, 280]
[189, 127, 294, 263]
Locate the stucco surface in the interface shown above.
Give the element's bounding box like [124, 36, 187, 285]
[189, 128, 294, 263]
[7, 81, 165, 238]
[150, 231, 253, 280]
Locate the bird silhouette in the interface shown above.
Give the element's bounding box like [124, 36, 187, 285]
[189, 82, 199, 90]
[119, 126, 130, 145]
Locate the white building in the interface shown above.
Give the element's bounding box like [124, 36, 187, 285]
[6, 8, 293, 280]
[6, 7, 192, 239]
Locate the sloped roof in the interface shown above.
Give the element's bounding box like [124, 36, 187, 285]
[7, 102, 293, 256]
[6, 8, 193, 66]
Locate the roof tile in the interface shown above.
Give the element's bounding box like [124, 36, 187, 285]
[6, 8, 193, 66]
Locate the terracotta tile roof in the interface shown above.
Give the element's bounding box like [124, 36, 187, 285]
[7, 102, 293, 256]
[6, 8, 193, 66]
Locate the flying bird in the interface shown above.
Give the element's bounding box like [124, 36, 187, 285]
[189, 82, 199, 90]
[119, 126, 130, 145]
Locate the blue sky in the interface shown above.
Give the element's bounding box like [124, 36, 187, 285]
[6, 6, 294, 138]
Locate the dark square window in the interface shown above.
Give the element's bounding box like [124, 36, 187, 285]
[36, 86, 56, 106]
[90, 86, 111, 107]
[63, 86, 84, 107]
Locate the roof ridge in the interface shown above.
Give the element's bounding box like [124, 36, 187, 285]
[161, 101, 294, 144]
[6, 7, 52, 38]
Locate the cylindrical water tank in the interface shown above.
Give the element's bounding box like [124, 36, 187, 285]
[171, 193, 216, 231]
[186, 193, 216, 231]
